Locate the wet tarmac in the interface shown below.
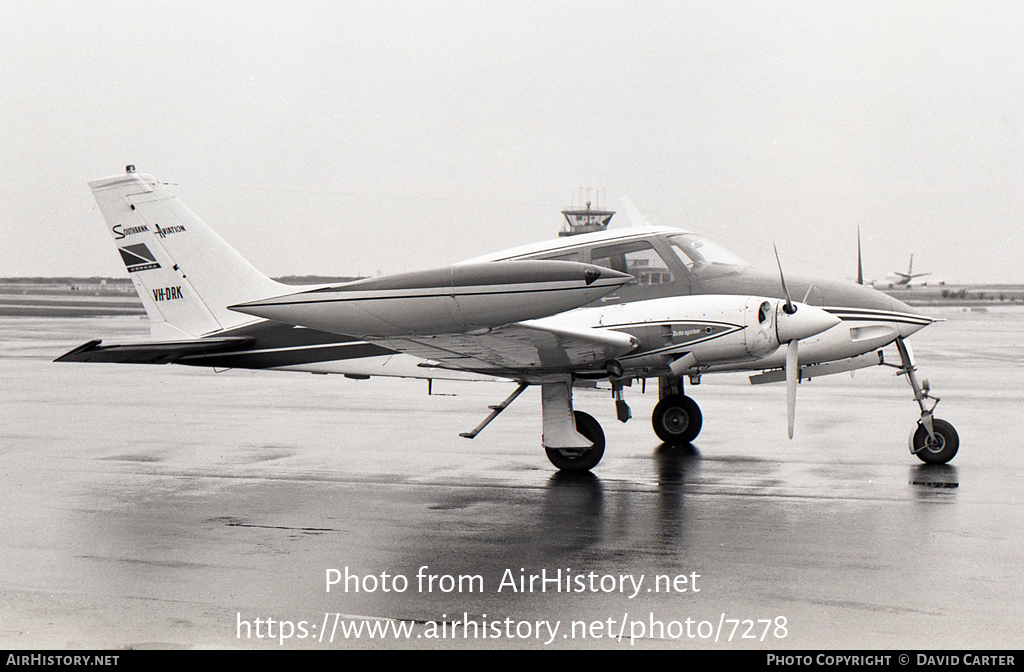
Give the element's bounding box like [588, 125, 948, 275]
[1, 307, 1022, 649]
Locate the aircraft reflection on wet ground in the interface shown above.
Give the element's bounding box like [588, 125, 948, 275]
[0, 307, 1021, 649]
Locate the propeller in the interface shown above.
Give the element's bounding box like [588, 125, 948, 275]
[773, 243, 797, 315]
[786, 339, 798, 439]
[774, 243, 801, 438]
[786, 281, 824, 438]
[802, 284, 814, 304]
[769, 247, 841, 438]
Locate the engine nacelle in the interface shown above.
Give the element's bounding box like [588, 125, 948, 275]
[549, 295, 840, 374]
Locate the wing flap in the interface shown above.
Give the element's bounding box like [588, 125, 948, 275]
[55, 336, 257, 364]
[370, 322, 637, 374]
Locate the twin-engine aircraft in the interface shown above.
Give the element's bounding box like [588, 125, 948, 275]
[57, 167, 959, 471]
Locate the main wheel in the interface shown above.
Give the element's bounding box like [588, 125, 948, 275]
[545, 411, 605, 472]
[652, 394, 702, 444]
[910, 418, 959, 464]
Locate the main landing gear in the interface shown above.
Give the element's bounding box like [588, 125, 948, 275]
[652, 395, 703, 444]
[651, 375, 703, 445]
[538, 378, 607, 472]
[535, 374, 703, 471]
[893, 337, 959, 464]
[462, 370, 704, 469]
[460, 377, 609, 472]
[545, 411, 605, 471]
[463, 373, 705, 472]
[538, 374, 703, 471]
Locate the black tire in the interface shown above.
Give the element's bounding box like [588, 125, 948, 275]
[545, 411, 606, 472]
[911, 418, 959, 464]
[652, 394, 702, 444]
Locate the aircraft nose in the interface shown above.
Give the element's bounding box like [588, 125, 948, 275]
[885, 294, 938, 338]
[776, 302, 842, 343]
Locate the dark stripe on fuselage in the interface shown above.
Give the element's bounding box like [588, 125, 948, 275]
[823, 307, 934, 326]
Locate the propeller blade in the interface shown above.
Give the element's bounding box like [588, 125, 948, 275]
[801, 284, 814, 304]
[786, 339, 799, 439]
[773, 243, 796, 314]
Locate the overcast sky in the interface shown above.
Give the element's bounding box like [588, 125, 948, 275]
[2, 1, 1022, 283]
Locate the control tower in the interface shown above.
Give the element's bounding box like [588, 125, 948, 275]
[560, 191, 615, 237]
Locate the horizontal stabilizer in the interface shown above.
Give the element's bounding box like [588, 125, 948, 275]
[55, 336, 256, 365]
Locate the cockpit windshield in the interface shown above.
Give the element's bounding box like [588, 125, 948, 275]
[665, 233, 748, 277]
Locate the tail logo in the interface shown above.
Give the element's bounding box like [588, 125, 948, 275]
[113, 224, 150, 240]
[155, 223, 187, 238]
[118, 244, 162, 273]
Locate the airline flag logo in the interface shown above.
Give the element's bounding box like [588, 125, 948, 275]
[118, 244, 161, 273]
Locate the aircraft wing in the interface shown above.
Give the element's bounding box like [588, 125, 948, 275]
[55, 336, 256, 364]
[227, 259, 637, 377]
[366, 321, 638, 375]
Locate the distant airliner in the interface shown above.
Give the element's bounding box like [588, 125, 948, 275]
[856, 227, 934, 288]
[887, 254, 932, 287]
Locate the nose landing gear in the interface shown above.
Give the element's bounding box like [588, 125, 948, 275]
[894, 337, 959, 464]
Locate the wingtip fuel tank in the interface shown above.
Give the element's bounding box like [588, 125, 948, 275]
[230, 260, 631, 337]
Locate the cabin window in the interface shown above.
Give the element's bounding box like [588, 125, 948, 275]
[539, 251, 581, 262]
[665, 234, 747, 276]
[590, 241, 673, 284]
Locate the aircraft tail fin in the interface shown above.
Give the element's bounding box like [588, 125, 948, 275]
[88, 167, 289, 339]
[856, 226, 864, 285]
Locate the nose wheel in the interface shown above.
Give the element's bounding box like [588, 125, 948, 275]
[652, 394, 702, 444]
[892, 337, 960, 465]
[910, 418, 959, 464]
